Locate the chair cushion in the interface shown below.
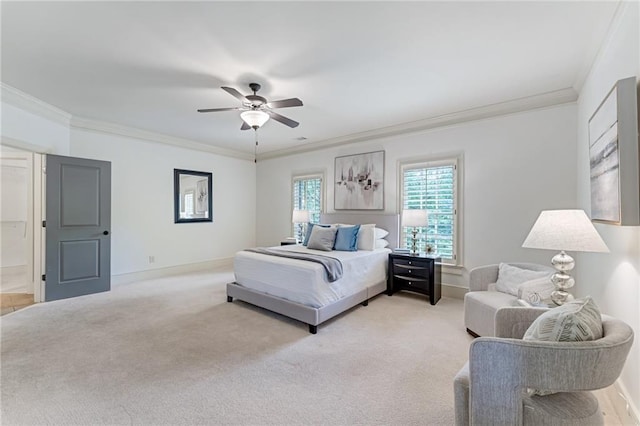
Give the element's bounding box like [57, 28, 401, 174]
[523, 391, 602, 425]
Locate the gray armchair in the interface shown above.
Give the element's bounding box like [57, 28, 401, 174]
[454, 307, 634, 425]
[465, 263, 554, 337]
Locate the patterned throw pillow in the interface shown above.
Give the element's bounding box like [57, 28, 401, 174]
[495, 263, 551, 296]
[524, 296, 602, 342]
[523, 297, 603, 396]
[517, 276, 556, 304]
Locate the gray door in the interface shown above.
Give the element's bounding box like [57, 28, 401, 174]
[45, 154, 111, 301]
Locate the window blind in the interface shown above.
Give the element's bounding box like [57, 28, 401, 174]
[402, 162, 456, 262]
[292, 175, 323, 237]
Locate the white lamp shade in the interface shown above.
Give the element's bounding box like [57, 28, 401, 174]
[402, 209, 428, 228]
[292, 209, 310, 224]
[522, 209, 609, 253]
[240, 110, 270, 128]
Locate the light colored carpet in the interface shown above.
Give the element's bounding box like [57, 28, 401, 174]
[1, 268, 473, 425]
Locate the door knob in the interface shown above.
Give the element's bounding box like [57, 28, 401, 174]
[103, 231, 109, 235]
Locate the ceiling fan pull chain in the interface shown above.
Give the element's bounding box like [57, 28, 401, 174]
[254, 130, 258, 163]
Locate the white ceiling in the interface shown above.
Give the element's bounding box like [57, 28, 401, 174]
[1, 1, 619, 156]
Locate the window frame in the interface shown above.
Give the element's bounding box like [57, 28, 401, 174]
[291, 172, 324, 239]
[398, 154, 463, 268]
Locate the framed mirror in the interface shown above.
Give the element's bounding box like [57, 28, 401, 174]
[174, 169, 213, 223]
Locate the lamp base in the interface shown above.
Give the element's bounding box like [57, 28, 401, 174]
[551, 289, 575, 306]
[410, 229, 418, 255]
[549, 251, 576, 305]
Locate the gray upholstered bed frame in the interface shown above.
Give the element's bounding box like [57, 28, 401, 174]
[226, 213, 399, 334]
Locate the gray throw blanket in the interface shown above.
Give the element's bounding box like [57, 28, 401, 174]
[245, 247, 343, 282]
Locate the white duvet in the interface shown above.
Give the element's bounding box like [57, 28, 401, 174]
[233, 245, 391, 308]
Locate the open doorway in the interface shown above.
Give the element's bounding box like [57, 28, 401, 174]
[0, 147, 41, 314]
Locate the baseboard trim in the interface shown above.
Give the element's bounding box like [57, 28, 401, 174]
[442, 283, 468, 300]
[111, 258, 233, 286]
[610, 379, 640, 425]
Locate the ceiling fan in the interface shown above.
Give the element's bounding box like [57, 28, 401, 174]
[197, 83, 303, 130]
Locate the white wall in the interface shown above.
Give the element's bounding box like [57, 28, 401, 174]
[1, 101, 70, 154]
[70, 129, 256, 276]
[256, 103, 578, 287]
[575, 1, 639, 416]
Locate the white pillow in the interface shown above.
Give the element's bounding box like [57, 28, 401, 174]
[495, 263, 551, 296]
[357, 224, 376, 251]
[374, 239, 389, 249]
[374, 227, 389, 239]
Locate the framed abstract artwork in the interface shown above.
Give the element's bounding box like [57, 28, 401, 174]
[588, 77, 639, 225]
[334, 150, 384, 210]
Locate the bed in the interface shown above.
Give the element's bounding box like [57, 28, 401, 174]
[227, 213, 399, 333]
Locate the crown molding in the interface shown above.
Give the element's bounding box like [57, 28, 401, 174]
[1, 83, 72, 126]
[2, 80, 577, 163]
[1, 82, 253, 161]
[572, 1, 629, 93]
[258, 88, 578, 161]
[70, 116, 254, 161]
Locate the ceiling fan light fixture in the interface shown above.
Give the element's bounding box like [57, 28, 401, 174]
[240, 110, 269, 129]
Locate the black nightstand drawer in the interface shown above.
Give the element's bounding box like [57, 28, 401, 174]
[392, 262, 430, 278]
[392, 258, 426, 267]
[393, 275, 429, 291]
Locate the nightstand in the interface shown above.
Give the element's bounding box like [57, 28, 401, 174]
[387, 253, 441, 305]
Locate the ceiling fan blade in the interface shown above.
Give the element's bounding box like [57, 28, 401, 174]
[267, 110, 299, 128]
[197, 107, 241, 113]
[266, 98, 303, 109]
[221, 86, 248, 102]
[240, 121, 251, 131]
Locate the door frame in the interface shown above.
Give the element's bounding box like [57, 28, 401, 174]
[1, 142, 46, 303]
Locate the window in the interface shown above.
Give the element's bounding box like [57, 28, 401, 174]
[401, 157, 460, 265]
[183, 190, 195, 216]
[292, 173, 323, 239]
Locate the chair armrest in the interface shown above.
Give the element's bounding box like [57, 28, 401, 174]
[468, 264, 499, 292]
[494, 306, 548, 339]
[469, 332, 633, 425]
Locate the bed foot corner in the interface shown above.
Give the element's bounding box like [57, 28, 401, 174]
[227, 295, 233, 303]
[308, 324, 318, 334]
[362, 300, 369, 306]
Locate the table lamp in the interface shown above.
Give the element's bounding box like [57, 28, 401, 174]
[402, 209, 428, 255]
[522, 209, 609, 305]
[291, 209, 310, 243]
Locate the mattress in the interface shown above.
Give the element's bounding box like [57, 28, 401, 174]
[233, 245, 391, 308]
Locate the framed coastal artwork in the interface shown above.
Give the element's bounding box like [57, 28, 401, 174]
[334, 150, 384, 210]
[588, 83, 620, 224]
[588, 76, 640, 226]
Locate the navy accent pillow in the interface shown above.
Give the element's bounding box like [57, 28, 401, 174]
[303, 223, 331, 246]
[333, 225, 361, 251]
